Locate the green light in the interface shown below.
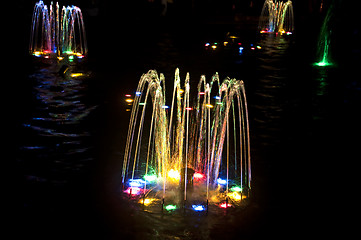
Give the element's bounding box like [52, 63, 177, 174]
[143, 174, 157, 182]
[230, 186, 242, 192]
[165, 205, 176, 211]
[314, 61, 332, 67]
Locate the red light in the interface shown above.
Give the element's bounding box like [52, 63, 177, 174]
[199, 92, 205, 95]
[125, 94, 131, 97]
[238, 42, 242, 46]
[219, 202, 231, 208]
[185, 107, 193, 110]
[124, 187, 142, 195]
[193, 172, 205, 180]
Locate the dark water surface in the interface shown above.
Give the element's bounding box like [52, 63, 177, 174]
[14, 2, 360, 239]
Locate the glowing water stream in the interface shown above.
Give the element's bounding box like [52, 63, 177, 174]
[29, 1, 87, 58]
[259, 0, 294, 34]
[122, 69, 251, 212]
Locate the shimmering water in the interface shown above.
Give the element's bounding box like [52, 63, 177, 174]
[15, 1, 361, 239]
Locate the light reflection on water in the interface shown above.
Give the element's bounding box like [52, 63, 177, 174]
[19, 62, 97, 184]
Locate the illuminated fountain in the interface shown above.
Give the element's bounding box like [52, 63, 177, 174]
[259, 0, 294, 35]
[122, 69, 251, 212]
[314, 2, 333, 67]
[29, 1, 87, 59]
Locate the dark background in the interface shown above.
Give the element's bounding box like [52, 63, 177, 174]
[12, 0, 360, 239]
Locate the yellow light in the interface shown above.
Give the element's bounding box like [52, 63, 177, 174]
[125, 98, 134, 103]
[139, 198, 156, 206]
[227, 191, 245, 201]
[223, 41, 228, 46]
[167, 169, 180, 182]
[205, 104, 213, 108]
[70, 73, 84, 78]
[57, 56, 64, 60]
[179, 89, 184, 94]
[212, 45, 217, 49]
[257, 46, 262, 49]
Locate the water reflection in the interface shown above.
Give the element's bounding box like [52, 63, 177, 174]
[19, 62, 96, 184]
[253, 35, 291, 146]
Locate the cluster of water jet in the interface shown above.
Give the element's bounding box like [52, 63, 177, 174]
[122, 69, 251, 213]
[314, 1, 334, 67]
[259, 0, 294, 35]
[29, 1, 87, 60]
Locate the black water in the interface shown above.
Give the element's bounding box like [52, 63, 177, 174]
[14, 1, 360, 239]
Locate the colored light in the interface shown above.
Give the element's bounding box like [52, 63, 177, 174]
[124, 187, 142, 195]
[205, 104, 213, 108]
[238, 42, 242, 45]
[257, 46, 262, 49]
[286, 32, 292, 35]
[223, 41, 228, 46]
[185, 107, 193, 110]
[217, 178, 227, 185]
[314, 61, 332, 67]
[205, 43, 210, 47]
[129, 179, 145, 187]
[139, 102, 146, 106]
[199, 92, 205, 95]
[165, 205, 177, 211]
[212, 45, 217, 49]
[230, 186, 242, 192]
[70, 73, 84, 77]
[140, 198, 156, 206]
[192, 205, 205, 211]
[214, 96, 221, 100]
[135, 91, 141, 96]
[193, 172, 205, 180]
[228, 192, 242, 201]
[168, 169, 180, 182]
[125, 94, 132, 97]
[220, 202, 231, 208]
[143, 174, 157, 182]
[162, 105, 169, 109]
[251, 47, 255, 50]
[125, 98, 134, 103]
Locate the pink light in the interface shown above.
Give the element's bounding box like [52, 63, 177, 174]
[199, 92, 205, 95]
[219, 202, 231, 208]
[193, 172, 205, 180]
[124, 187, 142, 195]
[125, 94, 131, 97]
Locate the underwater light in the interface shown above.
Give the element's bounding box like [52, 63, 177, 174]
[227, 192, 242, 201]
[124, 187, 142, 195]
[143, 174, 157, 182]
[219, 202, 231, 208]
[230, 186, 242, 192]
[168, 169, 180, 182]
[217, 178, 227, 185]
[165, 205, 177, 211]
[192, 205, 205, 211]
[140, 198, 156, 206]
[193, 172, 205, 180]
[129, 179, 145, 187]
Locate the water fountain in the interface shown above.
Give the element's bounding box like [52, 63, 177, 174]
[29, 1, 87, 59]
[314, 1, 334, 67]
[259, 0, 294, 35]
[122, 69, 251, 212]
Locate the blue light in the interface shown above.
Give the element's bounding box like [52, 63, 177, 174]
[214, 96, 221, 100]
[239, 47, 244, 55]
[129, 179, 145, 187]
[162, 105, 169, 109]
[135, 91, 141, 96]
[192, 205, 205, 211]
[217, 178, 227, 185]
